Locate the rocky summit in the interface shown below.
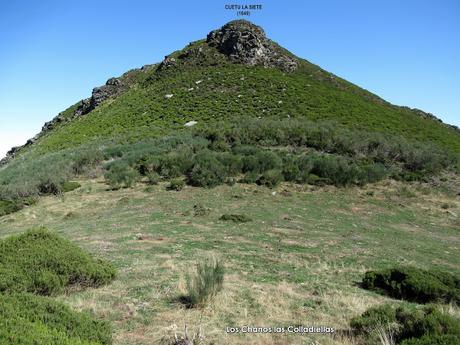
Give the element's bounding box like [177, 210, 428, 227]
[2, 19, 460, 164]
[206, 20, 298, 72]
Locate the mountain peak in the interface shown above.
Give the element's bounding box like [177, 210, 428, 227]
[206, 20, 298, 71]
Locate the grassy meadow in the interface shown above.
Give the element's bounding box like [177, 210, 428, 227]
[1, 177, 458, 344]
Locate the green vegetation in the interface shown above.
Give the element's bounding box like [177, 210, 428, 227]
[62, 181, 82, 192]
[19, 56, 460, 156]
[0, 228, 115, 295]
[167, 178, 185, 191]
[0, 176, 458, 344]
[0, 20, 459, 345]
[0, 293, 112, 345]
[362, 267, 460, 304]
[185, 258, 224, 308]
[0, 199, 23, 216]
[351, 304, 460, 345]
[104, 161, 139, 190]
[220, 214, 252, 223]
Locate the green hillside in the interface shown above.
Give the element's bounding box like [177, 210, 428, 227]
[1, 20, 459, 345]
[6, 20, 460, 158]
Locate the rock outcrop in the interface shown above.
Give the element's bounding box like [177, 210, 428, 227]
[206, 20, 298, 72]
[0, 77, 127, 165]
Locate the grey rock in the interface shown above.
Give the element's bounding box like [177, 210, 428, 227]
[206, 20, 298, 72]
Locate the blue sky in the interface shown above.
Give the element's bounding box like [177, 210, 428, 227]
[0, 0, 459, 157]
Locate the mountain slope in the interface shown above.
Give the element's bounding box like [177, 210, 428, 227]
[5, 20, 460, 160]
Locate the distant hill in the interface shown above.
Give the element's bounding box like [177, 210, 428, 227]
[4, 20, 460, 163]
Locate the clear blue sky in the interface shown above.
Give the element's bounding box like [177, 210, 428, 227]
[1, 0, 459, 157]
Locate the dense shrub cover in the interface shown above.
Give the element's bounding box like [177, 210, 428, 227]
[362, 267, 460, 304]
[0, 293, 112, 345]
[104, 161, 138, 189]
[350, 304, 460, 345]
[1, 118, 458, 202]
[0, 228, 116, 295]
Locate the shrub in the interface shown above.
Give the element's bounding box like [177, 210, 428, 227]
[146, 172, 160, 185]
[239, 171, 260, 184]
[257, 169, 283, 188]
[71, 149, 104, 175]
[158, 151, 194, 178]
[0, 228, 116, 296]
[220, 214, 252, 223]
[216, 152, 243, 176]
[400, 334, 460, 345]
[186, 258, 224, 307]
[187, 151, 227, 188]
[0, 199, 23, 217]
[37, 178, 63, 195]
[61, 181, 81, 193]
[306, 173, 332, 186]
[282, 156, 301, 182]
[0, 293, 112, 345]
[104, 161, 138, 189]
[351, 304, 460, 345]
[361, 267, 460, 304]
[242, 150, 282, 174]
[167, 179, 185, 191]
[193, 203, 210, 217]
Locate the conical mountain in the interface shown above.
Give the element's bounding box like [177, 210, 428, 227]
[5, 20, 460, 161]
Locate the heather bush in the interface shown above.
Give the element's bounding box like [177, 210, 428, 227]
[0, 228, 115, 296]
[362, 266, 460, 304]
[187, 151, 227, 188]
[351, 304, 460, 345]
[104, 161, 138, 189]
[167, 179, 185, 191]
[220, 214, 252, 223]
[0, 293, 112, 345]
[257, 169, 283, 188]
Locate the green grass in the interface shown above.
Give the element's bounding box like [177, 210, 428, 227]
[0, 178, 458, 344]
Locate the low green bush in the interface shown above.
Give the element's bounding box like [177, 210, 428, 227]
[400, 334, 460, 345]
[187, 151, 227, 188]
[239, 171, 260, 184]
[185, 258, 224, 308]
[167, 179, 185, 191]
[61, 181, 81, 193]
[0, 228, 116, 296]
[242, 150, 282, 174]
[220, 214, 252, 223]
[350, 304, 460, 345]
[193, 203, 210, 217]
[0, 293, 112, 345]
[104, 161, 138, 189]
[0, 199, 23, 217]
[146, 172, 161, 185]
[71, 149, 104, 175]
[362, 266, 460, 304]
[257, 169, 283, 188]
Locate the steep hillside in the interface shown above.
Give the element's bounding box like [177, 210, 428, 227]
[4, 20, 460, 161]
